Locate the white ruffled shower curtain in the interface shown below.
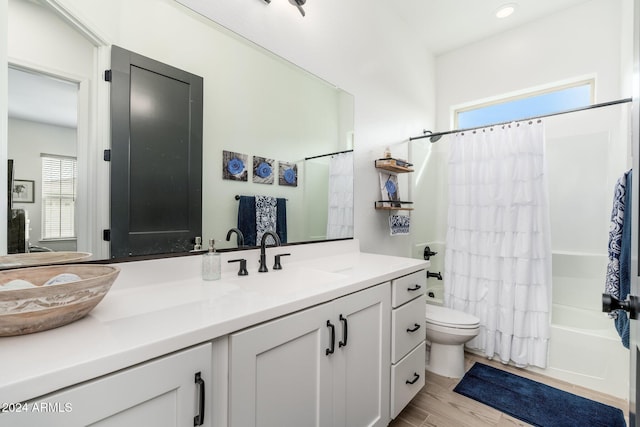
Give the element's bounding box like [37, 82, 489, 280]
[326, 152, 354, 239]
[444, 121, 552, 368]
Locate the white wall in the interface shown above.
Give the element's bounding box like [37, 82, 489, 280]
[436, 0, 627, 128]
[173, 0, 437, 256]
[414, 0, 630, 255]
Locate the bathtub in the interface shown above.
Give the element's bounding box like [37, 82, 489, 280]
[425, 286, 629, 399]
[426, 282, 444, 305]
[539, 304, 629, 399]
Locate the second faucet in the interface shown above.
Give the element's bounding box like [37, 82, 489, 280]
[259, 231, 281, 272]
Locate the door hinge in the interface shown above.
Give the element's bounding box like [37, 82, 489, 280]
[103, 229, 111, 241]
[104, 69, 112, 82]
[103, 149, 111, 161]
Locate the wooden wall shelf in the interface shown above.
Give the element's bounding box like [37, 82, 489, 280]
[374, 159, 414, 173]
[374, 201, 414, 211]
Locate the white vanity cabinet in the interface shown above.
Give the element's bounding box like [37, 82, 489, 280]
[229, 282, 391, 427]
[390, 270, 427, 419]
[2, 343, 212, 427]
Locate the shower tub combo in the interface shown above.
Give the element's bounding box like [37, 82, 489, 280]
[425, 250, 629, 399]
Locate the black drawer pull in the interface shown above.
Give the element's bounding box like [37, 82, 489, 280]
[406, 323, 421, 333]
[194, 372, 205, 426]
[407, 284, 422, 291]
[406, 372, 420, 385]
[338, 314, 348, 348]
[326, 320, 336, 355]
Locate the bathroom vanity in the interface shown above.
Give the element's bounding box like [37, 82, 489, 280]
[0, 240, 427, 426]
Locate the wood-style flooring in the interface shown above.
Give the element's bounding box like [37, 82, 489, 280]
[389, 352, 629, 427]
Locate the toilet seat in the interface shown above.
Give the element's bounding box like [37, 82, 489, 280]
[426, 305, 479, 329]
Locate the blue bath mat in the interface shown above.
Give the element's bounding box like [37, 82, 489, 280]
[454, 362, 626, 427]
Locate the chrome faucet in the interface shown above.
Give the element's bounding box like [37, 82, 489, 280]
[259, 231, 281, 272]
[226, 228, 245, 247]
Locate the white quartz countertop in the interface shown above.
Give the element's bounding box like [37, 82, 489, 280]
[0, 240, 428, 404]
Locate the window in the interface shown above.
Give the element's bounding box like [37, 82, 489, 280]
[41, 154, 77, 240]
[456, 81, 593, 129]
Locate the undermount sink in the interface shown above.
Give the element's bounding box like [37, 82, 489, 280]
[228, 267, 347, 296]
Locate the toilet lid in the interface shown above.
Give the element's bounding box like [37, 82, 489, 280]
[426, 304, 480, 328]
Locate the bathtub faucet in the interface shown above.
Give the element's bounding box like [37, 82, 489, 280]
[423, 246, 438, 260]
[427, 271, 442, 280]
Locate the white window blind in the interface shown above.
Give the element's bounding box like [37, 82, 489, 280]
[41, 155, 77, 240]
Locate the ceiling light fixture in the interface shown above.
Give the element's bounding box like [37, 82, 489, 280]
[496, 3, 517, 19]
[261, 0, 306, 17]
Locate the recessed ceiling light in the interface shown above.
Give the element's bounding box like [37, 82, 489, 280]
[496, 3, 517, 19]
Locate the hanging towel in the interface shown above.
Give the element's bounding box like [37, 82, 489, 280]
[276, 198, 287, 244]
[389, 214, 410, 236]
[618, 170, 632, 348]
[238, 196, 287, 246]
[605, 169, 631, 349]
[237, 196, 257, 246]
[256, 195, 277, 245]
[326, 152, 354, 239]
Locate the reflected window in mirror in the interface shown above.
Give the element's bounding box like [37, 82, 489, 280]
[41, 154, 77, 241]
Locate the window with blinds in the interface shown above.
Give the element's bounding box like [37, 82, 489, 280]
[41, 154, 77, 240]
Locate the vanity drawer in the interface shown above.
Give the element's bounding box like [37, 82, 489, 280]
[392, 295, 426, 362]
[391, 341, 426, 419]
[391, 270, 426, 308]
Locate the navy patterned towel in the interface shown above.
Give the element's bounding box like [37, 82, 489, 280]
[256, 195, 277, 244]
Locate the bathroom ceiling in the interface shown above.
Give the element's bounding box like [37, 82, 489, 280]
[8, 67, 78, 129]
[8, 0, 596, 129]
[391, 0, 595, 55]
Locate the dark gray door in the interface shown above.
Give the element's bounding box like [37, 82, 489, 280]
[110, 45, 203, 258]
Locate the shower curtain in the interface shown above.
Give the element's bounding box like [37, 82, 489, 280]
[326, 152, 354, 239]
[444, 121, 552, 368]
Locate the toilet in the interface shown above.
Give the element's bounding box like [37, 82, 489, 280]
[425, 304, 480, 378]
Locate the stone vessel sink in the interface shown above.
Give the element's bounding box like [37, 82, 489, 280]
[0, 264, 120, 336]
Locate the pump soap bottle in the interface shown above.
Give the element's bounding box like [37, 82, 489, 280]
[202, 239, 221, 281]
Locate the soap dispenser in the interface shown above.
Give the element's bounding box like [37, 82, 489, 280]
[202, 239, 221, 281]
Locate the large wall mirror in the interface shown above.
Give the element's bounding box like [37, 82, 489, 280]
[5, 0, 354, 263]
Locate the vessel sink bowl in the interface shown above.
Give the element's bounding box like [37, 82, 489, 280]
[0, 264, 119, 336]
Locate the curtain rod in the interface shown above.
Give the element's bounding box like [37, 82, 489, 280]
[304, 149, 353, 161]
[409, 97, 633, 143]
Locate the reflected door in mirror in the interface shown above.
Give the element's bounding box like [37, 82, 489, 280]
[110, 46, 203, 257]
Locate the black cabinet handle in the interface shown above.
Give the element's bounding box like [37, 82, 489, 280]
[338, 314, 348, 348]
[326, 320, 336, 355]
[406, 372, 420, 385]
[407, 284, 422, 291]
[193, 372, 205, 426]
[406, 323, 421, 333]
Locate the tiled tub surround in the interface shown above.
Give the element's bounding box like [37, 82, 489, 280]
[0, 239, 427, 425]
